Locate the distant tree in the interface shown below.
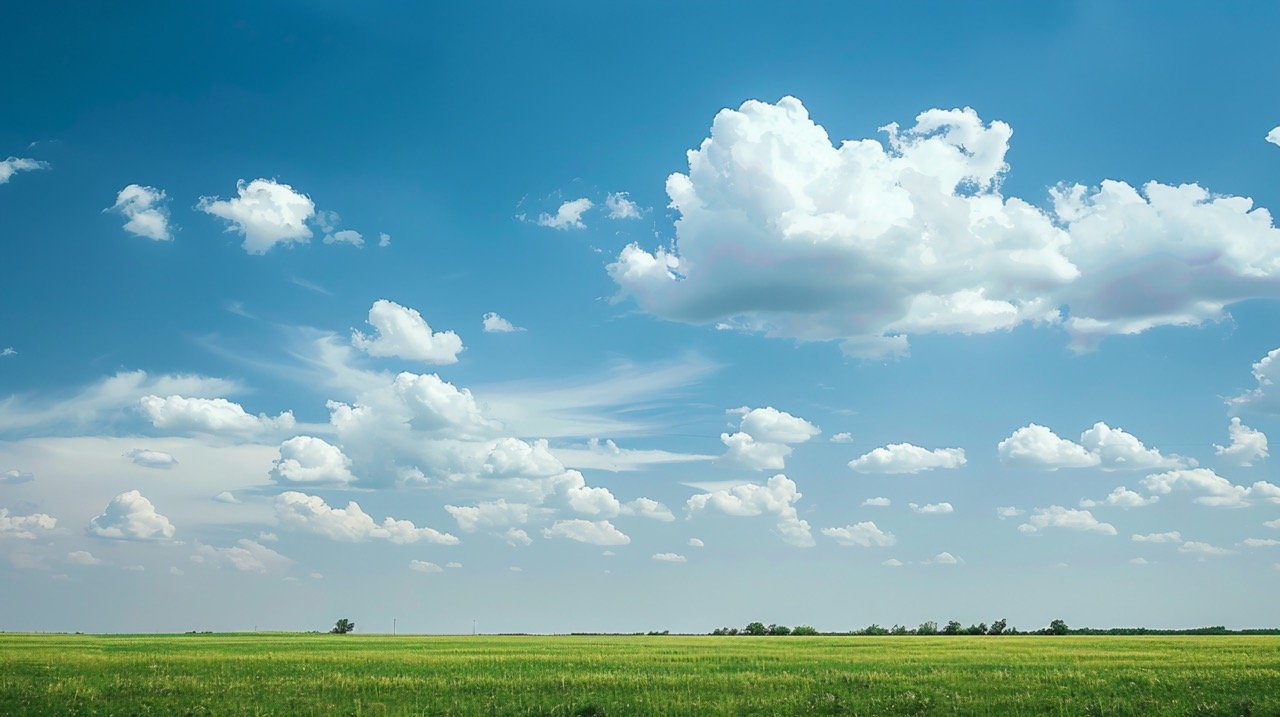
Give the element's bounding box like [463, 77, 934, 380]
[1047, 619, 1069, 635]
[916, 621, 938, 635]
[331, 618, 355, 634]
[891, 624, 909, 636]
[988, 619, 1007, 635]
[942, 620, 963, 635]
[965, 623, 986, 635]
[792, 625, 819, 636]
[863, 624, 890, 636]
[744, 622, 768, 636]
[727, 628, 740, 636]
[767, 624, 792, 636]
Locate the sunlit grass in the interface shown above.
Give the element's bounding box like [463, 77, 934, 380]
[2, 634, 1278, 715]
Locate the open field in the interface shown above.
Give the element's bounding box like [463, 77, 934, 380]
[2, 634, 1279, 715]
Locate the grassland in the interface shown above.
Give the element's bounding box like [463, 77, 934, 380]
[2, 633, 1278, 715]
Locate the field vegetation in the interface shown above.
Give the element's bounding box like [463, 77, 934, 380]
[2, 633, 1278, 715]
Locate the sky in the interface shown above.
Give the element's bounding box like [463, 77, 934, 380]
[2, 1, 1280, 634]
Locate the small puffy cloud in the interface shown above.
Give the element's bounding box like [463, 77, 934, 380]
[605, 192, 642, 220]
[409, 560, 443, 574]
[882, 558, 905, 567]
[537, 198, 593, 230]
[1242, 538, 1280, 548]
[1017, 506, 1116, 535]
[0, 509, 56, 539]
[830, 432, 854, 444]
[446, 562, 462, 569]
[688, 538, 704, 548]
[275, 492, 458, 545]
[1266, 519, 1280, 530]
[1, 469, 34, 484]
[909, 502, 954, 515]
[352, 300, 464, 364]
[849, 443, 965, 474]
[269, 436, 356, 485]
[196, 539, 290, 573]
[139, 395, 295, 436]
[622, 497, 676, 522]
[88, 490, 175, 541]
[505, 527, 532, 547]
[379, 233, 391, 247]
[0, 156, 48, 184]
[997, 424, 1099, 470]
[1268, 127, 1280, 147]
[1141, 468, 1280, 508]
[926, 552, 959, 565]
[66, 551, 101, 566]
[1179, 541, 1234, 557]
[124, 448, 177, 469]
[1, 347, 14, 358]
[197, 178, 315, 254]
[561, 471, 622, 517]
[1079, 422, 1190, 471]
[1129, 557, 1150, 566]
[445, 499, 531, 532]
[652, 552, 686, 563]
[686, 474, 813, 547]
[1227, 348, 1280, 413]
[324, 229, 364, 247]
[1079, 486, 1158, 509]
[862, 497, 890, 507]
[482, 312, 524, 333]
[996, 506, 1024, 520]
[1214, 418, 1268, 467]
[1132, 531, 1182, 543]
[721, 406, 820, 471]
[109, 184, 172, 241]
[212, 492, 238, 504]
[821, 521, 895, 547]
[542, 519, 630, 546]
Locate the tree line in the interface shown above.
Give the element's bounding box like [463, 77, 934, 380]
[709, 620, 1280, 636]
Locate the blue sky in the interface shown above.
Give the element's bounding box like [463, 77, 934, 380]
[3, 1, 1280, 633]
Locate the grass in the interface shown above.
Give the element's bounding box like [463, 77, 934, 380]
[2, 633, 1278, 715]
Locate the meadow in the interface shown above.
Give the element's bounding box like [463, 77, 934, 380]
[2, 633, 1278, 715]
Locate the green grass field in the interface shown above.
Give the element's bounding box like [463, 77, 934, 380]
[2, 634, 1278, 715]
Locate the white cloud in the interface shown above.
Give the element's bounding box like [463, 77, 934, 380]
[324, 229, 364, 247]
[1, 347, 14, 357]
[621, 497, 676, 522]
[379, 233, 391, 247]
[1017, 506, 1116, 535]
[997, 424, 1099, 470]
[1268, 127, 1280, 147]
[352, 300, 464, 364]
[212, 491, 238, 504]
[0, 369, 241, 435]
[109, 184, 172, 241]
[139, 395, 295, 436]
[444, 499, 531, 532]
[1132, 531, 1182, 543]
[482, 312, 524, 333]
[686, 474, 813, 547]
[926, 552, 959, 565]
[688, 537, 704, 548]
[124, 448, 177, 469]
[553, 438, 716, 473]
[409, 560, 443, 573]
[66, 550, 101, 566]
[542, 519, 630, 546]
[88, 490, 175, 541]
[1, 469, 34, 484]
[830, 432, 854, 443]
[652, 552, 686, 563]
[882, 558, 904, 567]
[849, 443, 965, 474]
[275, 491, 458, 545]
[0, 156, 48, 184]
[721, 406, 820, 471]
[1242, 538, 1280, 548]
[269, 436, 356, 485]
[1179, 541, 1234, 557]
[608, 97, 1280, 356]
[1079, 486, 1158, 509]
[1129, 557, 1150, 566]
[1079, 422, 1190, 471]
[1266, 519, 1280, 530]
[446, 562, 461, 569]
[996, 506, 1024, 520]
[563, 471, 622, 517]
[1227, 348, 1280, 413]
[909, 502, 954, 515]
[197, 178, 315, 254]
[1140, 468, 1280, 508]
[862, 497, 890, 507]
[504, 527, 532, 546]
[605, 192, 642, 220]
[1214, 418, 1268, 467]
[196, 539, 290, 573]
[537, 198, 593, 230]
[0, 508, 56, 539]
[821, 521, 895, 547]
